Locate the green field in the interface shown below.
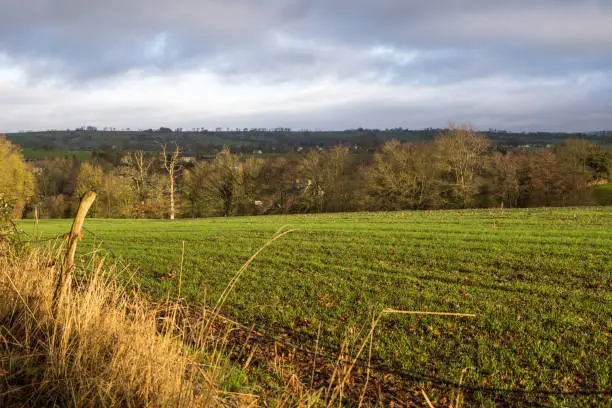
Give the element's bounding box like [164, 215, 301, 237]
[21, 208, 612, 405]
[594, 183, 612, 206]
[22, 149, 92, 160]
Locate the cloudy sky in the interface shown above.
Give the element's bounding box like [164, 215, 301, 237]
[1, 0, 612, 132]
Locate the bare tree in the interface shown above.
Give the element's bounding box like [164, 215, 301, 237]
[485, 152, 521, 208]
[161, 142, 181, 220]
[183, 146, 263, 217]
[298, 146, 354, 212]
[127, 150, 154, 205]
[367, 140, 442, 210]
[435, 123, 491, 207]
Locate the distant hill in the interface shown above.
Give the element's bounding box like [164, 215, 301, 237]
[5, 128, 611, 155]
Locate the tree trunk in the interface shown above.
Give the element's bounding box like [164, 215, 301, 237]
[169, 175, 175, 220]
[161, 143, 180, 220]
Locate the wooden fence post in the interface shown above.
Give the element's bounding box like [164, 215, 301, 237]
[52, 191, 96, 312]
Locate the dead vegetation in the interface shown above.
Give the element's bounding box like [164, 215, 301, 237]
[1, 242, 216, 407]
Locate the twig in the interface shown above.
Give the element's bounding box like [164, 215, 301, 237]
[310, 322, 322, 389]
[178, 240, 185, 299]
[383, 309, 476, 318]
[421, 388, 435, 408]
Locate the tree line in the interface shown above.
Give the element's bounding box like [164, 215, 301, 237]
[8, 126, 612, 156]
[2, 125, 611, 220]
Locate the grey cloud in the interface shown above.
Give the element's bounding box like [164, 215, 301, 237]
[254, 89, 612, 132]
[195, 91, 612, 133]
[0, 0, 284, 79]
[2, 0, 612, 81]
[287, 0, 612, 49]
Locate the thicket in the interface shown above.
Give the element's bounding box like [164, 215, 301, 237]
[0, 136, 35, 220]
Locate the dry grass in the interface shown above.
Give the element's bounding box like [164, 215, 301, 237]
[0, 242, 218, 407]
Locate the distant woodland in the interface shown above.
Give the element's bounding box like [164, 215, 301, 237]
[1, 124, 610, 220]
[6, 126, 612, 155]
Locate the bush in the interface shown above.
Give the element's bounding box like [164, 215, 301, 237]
[0, 136, 35, 219]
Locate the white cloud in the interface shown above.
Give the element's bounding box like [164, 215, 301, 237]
[145, 33, 168, 60]
[368, 46, 417, 66]
[1, 54, 609, 132]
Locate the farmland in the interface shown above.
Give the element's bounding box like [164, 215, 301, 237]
[22, 148, 92, 160]
[7, 129, 611, 156]
[594, 183, 612, 205]
[21, 207, 612, 405]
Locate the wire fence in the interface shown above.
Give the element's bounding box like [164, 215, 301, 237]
[207, 309, 610, 401]
[16, 225, 612, 402]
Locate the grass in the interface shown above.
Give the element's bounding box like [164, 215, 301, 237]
[22, 149, 92, 160]
[21, 207, 612, 406]
[593, 183, 612, 205]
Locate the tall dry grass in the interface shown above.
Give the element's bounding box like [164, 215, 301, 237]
[0, 242, 219, 407]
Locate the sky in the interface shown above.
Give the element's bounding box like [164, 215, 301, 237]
[1, 0, 612, 133]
